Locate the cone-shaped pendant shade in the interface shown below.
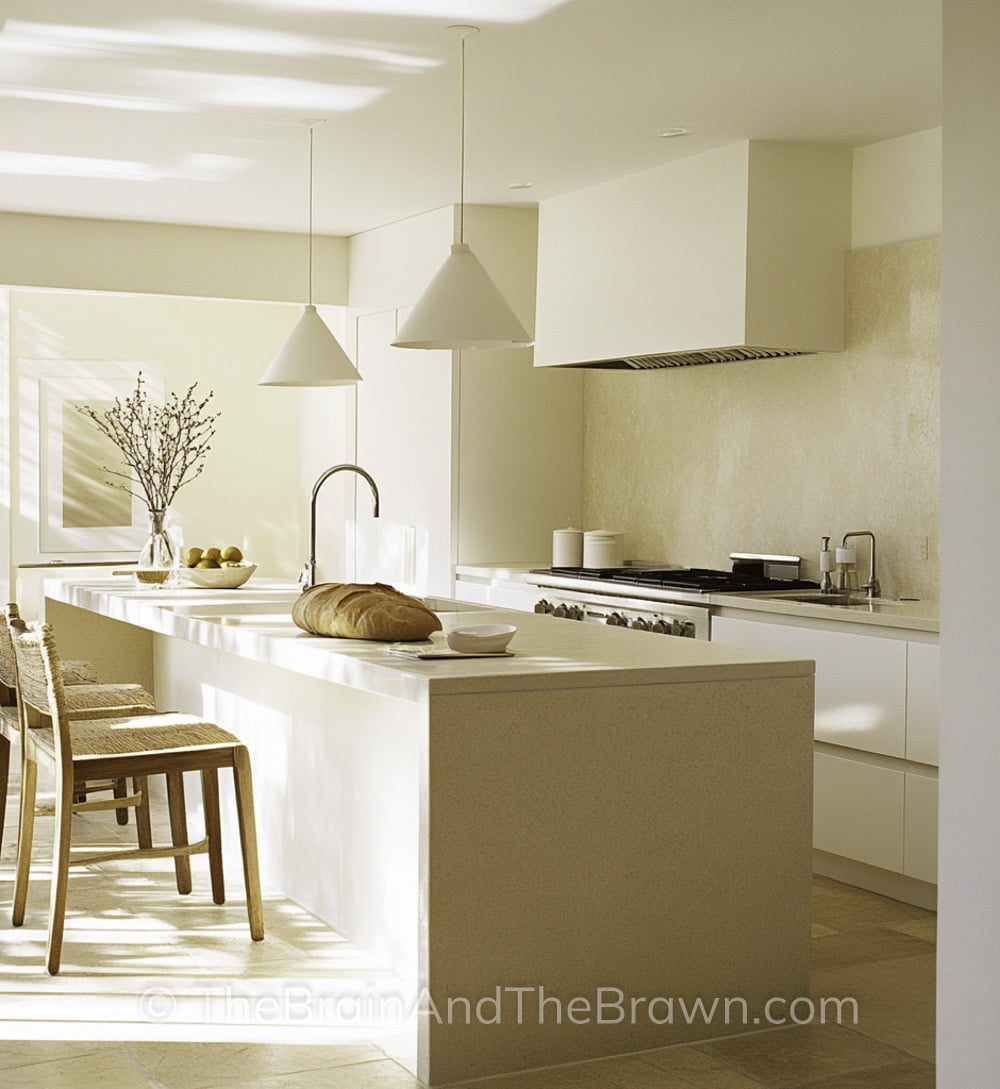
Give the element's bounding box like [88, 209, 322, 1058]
[391, 243, 533, 350]
[259, 305, 362, 386]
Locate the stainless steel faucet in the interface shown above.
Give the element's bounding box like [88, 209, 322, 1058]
[303, 464, 380, 589]
[841, 531, 880, 599]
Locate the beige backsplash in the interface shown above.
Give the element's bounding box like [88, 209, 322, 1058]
[582, 235, 940, 602]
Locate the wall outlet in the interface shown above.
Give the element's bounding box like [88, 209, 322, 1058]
[916, 535, 930, 561]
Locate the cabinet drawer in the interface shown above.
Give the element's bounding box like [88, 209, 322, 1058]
[713, 616, 907, 757]
[904, 772, 938, 883]
[813, 751, 905, 871]
[906, 642, 940, 765]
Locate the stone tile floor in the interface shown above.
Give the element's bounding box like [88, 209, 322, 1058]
[0, 770, 935, 1087]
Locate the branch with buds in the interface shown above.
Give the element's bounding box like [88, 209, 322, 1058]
[77, 374, 220, 514]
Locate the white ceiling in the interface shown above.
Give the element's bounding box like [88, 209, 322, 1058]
[0, 0, 942, 237]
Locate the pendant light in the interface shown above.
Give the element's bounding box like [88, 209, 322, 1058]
[260, 121, 362, 386]
[392, 25, 532, 350]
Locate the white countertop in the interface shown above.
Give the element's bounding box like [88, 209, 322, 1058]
[456, 563, 939, 634]
[45, 577, 814, 704]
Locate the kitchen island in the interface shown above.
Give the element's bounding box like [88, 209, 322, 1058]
[44, 577, 815, 1086]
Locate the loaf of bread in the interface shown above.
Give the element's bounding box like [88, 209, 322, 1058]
[291, 582, 443, 641]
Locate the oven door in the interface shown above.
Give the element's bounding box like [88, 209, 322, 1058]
[531, 586, 712, 640]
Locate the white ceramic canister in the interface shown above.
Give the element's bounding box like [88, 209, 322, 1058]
[583, 529, 624, 569]
[552, 527, 584, 567]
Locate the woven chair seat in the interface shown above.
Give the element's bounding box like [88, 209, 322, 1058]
[64, 684, 155, 713]
[31, 713, 241, 760]
[61, 660, 99, 685]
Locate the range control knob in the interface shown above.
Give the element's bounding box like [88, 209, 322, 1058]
[552, 603, 569, 618]
[650, 618, 671, 635]
[534, 599, 553, 614]
[630, 617, 651, 631]
[681, 621, 697, 638]
[568, 605, 585, 621]
[606, 612, 625, 627]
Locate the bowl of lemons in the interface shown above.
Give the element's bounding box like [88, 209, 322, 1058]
[178, 545, 257, 589]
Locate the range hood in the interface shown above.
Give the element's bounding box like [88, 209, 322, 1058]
[533, 141, 852, 371]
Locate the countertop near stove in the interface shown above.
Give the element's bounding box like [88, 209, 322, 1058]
[715, 592, 939, 633]
[456, 563, 939, 634]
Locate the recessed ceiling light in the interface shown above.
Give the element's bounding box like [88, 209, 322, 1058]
[508, 181, 533, 190]
[660, 127, 692, 138]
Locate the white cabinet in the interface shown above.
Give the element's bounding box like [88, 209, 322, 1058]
[711, 615, 906, 757]
[906, 641, 940, 765]
[904, 771, 938, 884]
[814, 751, 904, 872]
[713, 610, 938, 894]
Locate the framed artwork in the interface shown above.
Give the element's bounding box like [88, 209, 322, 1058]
[18, 363, 163, 554]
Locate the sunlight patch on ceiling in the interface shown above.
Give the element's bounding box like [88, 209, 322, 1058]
[2, 18, 439, 69]
[0, 87, 189, 112]
[224, 0, 571, 21]
[0, 150, 252, 182]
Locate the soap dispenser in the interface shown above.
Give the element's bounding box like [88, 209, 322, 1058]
[819, 536, 834, 594]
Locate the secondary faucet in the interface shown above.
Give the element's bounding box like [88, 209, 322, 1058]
[841, 531, 880, 599]
[303, 464, 380, 589]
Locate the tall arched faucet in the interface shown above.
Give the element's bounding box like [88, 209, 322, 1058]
[303, 464, 380, 589]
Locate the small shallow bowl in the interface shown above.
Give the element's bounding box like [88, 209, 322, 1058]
[446, 623, 517, 654]
[179, 563, 257, 589]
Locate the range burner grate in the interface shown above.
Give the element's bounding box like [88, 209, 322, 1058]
[539, 566, 819, 594]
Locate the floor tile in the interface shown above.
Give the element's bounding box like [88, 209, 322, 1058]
[810, 925, 934, 972]
[124, 1041, 389, 1088]
[789, 1056, 935, 1088]
[694, 1024, 916, 1088]
[0, 1047, 153, 1089]
[810, 877, 933, 933]
[810, 953, 936, 1062]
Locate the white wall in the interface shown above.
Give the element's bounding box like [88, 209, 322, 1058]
[852, 128, 942, 249]
[0, 212, 348, 304]
[4, 288, 319, 581]
[937, 2, 1000, 1083]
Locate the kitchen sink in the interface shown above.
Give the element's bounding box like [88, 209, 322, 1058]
[765, 592, 884, 608]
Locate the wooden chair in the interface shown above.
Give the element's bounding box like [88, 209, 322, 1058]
[0, 602, 157, 846]
[8, 616, 264, 974]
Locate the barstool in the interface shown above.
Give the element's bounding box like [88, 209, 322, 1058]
[0, 603, 157, 847]
[8, 616, 264, 974]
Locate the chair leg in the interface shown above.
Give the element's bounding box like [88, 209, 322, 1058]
[113, 778, 130, 825]
[166, 771, 192, 895]
[0, 734, 9, 850]
[133, 776, 153, 850]
[200, 768, 225, 905]
[12, 755, 38, 926]
[232, 746, 265, 941]
[46, 779, 75, 975]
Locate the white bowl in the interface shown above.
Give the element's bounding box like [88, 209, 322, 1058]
[179, 563, 257, 589]
[446, 624, 517, 654]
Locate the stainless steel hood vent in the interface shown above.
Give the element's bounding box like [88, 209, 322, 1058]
[558, 346, 813, 370]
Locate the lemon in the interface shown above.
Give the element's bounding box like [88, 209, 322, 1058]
[221, 545, 243, 563]
[195, 558, 221, 569]
[184, 547, 204, 568]
[203, 547, 222, 562]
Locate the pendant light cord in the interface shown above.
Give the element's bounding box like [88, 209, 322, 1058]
[458, 32, 466, 245]
[307, 122, 316, 306]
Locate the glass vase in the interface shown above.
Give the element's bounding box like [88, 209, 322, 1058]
[137, 507, 176, 583]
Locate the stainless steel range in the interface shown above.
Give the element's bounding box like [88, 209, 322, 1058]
[526, 554, 818, 640]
